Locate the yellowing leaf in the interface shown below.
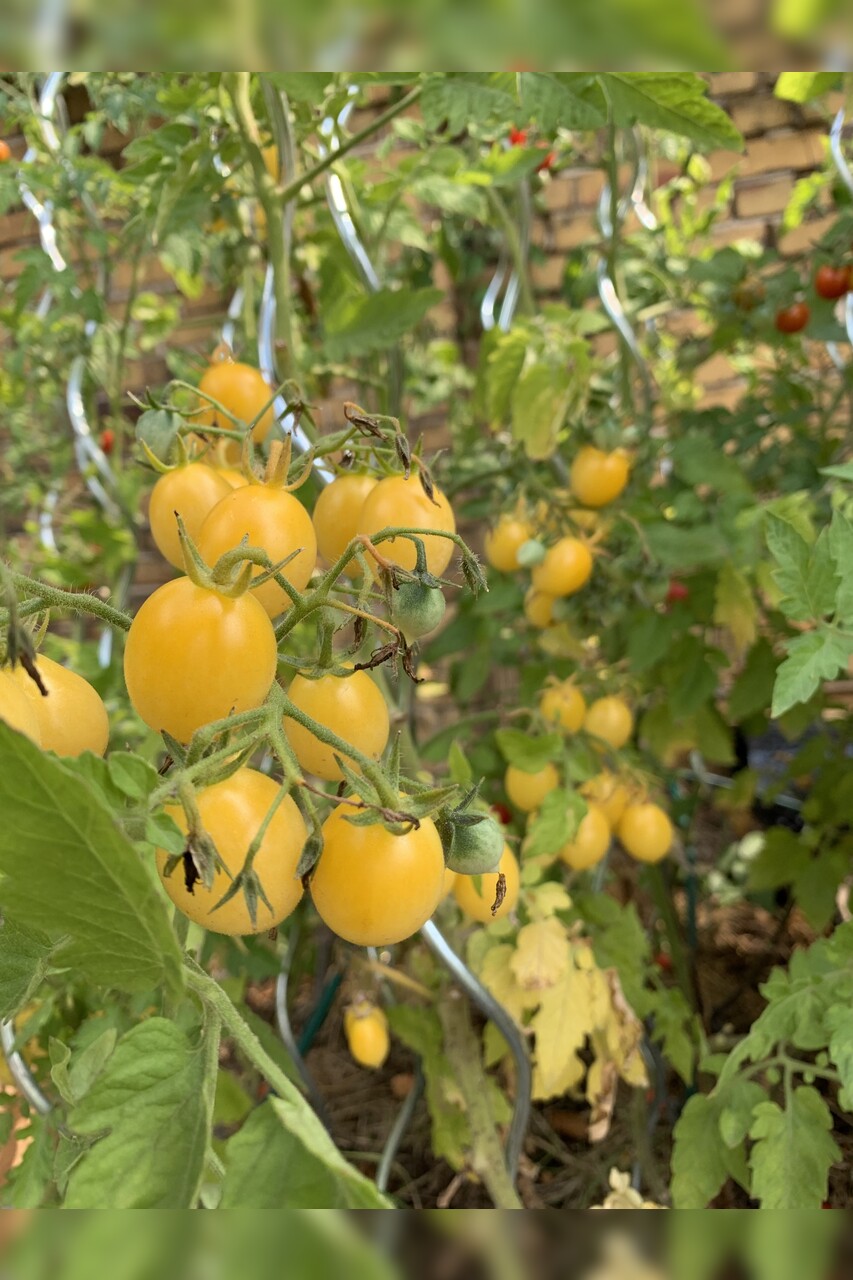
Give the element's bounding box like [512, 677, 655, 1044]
[598, 970, 648, 1088]
[714, 563, 758, 656]
[478, 944, 538, 1025]
[531, 963, 594, 1099]
[586, 1052, 618, 1144]
[532, 1050, 586, 1101]
[510, 919, 570, 991]
[525, 881, 572, 921]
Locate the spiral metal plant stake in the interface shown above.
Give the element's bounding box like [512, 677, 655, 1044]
[275, 92, 533, 1190]
[826, 109, 853, 367]
[319, 89, 404, 418]
[596, 129, 656, 417]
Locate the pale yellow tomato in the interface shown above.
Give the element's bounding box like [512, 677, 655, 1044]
[505, 761, 560, 812]
[559, 803, 611, 870]
[539, 681, 586, 733]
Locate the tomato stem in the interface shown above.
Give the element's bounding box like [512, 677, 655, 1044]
[4, 572, 132, 632]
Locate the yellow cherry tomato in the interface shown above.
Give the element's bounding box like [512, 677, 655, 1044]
[505, 762, 559, 813]
[453, 844, 519, 923]
[584, 696, 634, 750]
[524, 588, 556, 629]
[580, 772, 632, 828]
[569, 446, 630, 508]
[442, 866, 458, 897]
[14, 655, 108, 756]
[532, 538, 593, 597]
[311, 802, 445, 947]
[148, 463, 233, 570]
[0, 669, 41, 744]
[156, 768, 306, 934]
[216, 466, 251, 489]
[357, 474, 456, 577]
[123, 577, 277, 743]
[559, 803, 611, 870]
[344, 999, 390, 1069]
[284, 669, 390, 783]
[197, 359, 275, 463]
[197, 484, 317, 617]
[484, 516, 533, 573]
[312, 474, 378, 572]
[618, 802, 673, 864]
[539, 680, 586, 732]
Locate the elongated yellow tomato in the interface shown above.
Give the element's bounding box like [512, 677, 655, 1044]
[619, 803, 673, 864]
[197, 485, 317, 617]
[148, 463, 232, 570]
[0, 670, 41, 744]
[312, 474, 378, 571]
[531, 538, 593, 597]
[453, 845, 519, 923]
[311, 803, 445, 947]
[505, 762, 559, 812]
[540, 681, 586, 732]
[584, 696, 634, 750]
[357, 474, 456, 576]
[580, 772, 632, 828]
[570, 446, 630, 508]
[123, 578, 277, 742]
[559, 803, 611, 870]
[156, 769, 306, 934]
[197, 359, 275, 463]
[285, 669, 390, 782]
[344, 1000, 390, 1069]
[524, 588, 555, 629]
[484, 516, 533, 573]
[14, 655, 108, 756]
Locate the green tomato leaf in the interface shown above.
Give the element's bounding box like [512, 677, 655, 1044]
[775, 72, 841, 102]
[106, 752, 159, 802]
[519, 73, 606, 130]
[494, 728, 563, 771]
[600, 73, 744, 151]
[772, 628, 851, 717]
[0, 723, 183, 998]
[421, 76, 517, 135]
[324, 288, 442, 360]
[749, 1086, 839, 1208]
[766, 515, 837, 622]
[511, 361, 572, 461]
[525, 788, 587, 859]
[828, 509, 853, 626]
[220, 1100, 348, 1207]
[671, 1093, 732, 1208]
[0, 917, 55, 1020]
[65, 1019, 211, 1208]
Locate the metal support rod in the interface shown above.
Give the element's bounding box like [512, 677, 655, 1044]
[420, 919, 531, 1181]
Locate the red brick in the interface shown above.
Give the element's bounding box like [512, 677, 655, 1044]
[530, 256, 565, 292]
[735, 176, 793, 218]
[778, 213, 838, 255]
[709, 72, 760, 96]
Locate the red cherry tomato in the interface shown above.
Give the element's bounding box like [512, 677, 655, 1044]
[653, 951, 673, 973]
[491, 802, 513, 826]
[536, 148, 556, 173]
[815, 264, 850, 300]
[509, 128, 528, 147]
[665, 579, 689, 605]
[99, 429, 115, 455]
[0, 140, 11, 164]
[775, 302, 809, 334]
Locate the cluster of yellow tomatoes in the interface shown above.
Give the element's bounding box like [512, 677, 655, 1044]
[484, 444, 675, 869]
[485, 446, 629, 629]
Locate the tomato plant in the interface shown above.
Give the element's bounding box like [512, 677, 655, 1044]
[5, 68, 853, 1218]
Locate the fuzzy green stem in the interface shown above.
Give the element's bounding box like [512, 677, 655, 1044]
[6, 572, 131, 632]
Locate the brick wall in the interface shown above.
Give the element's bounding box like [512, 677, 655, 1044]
[1, 73, 843, 602]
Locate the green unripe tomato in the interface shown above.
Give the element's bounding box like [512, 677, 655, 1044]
[392, 581, 446, 642]
[445, 814, 505, 875]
